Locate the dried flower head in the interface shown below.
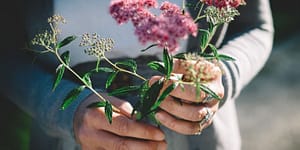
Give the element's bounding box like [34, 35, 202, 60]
[31, 30, 56, 47]
[80, 33, 114, 58]
[31, 15, 67, 48]
[205, 6, 240, 25]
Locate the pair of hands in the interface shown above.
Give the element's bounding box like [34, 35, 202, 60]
[74, 59, 224, 150]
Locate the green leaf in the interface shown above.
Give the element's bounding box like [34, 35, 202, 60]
[140, 44, 158, 52]
[147, 61, 165, 74]
[92, 67, 114, 73]
[208, 44, 218, 58]
[150, 82, 177, 111]
[86, 101, 113, 124]
[200, 84, 221, 100]
[52, 64, 65, 91]
[61, 85, 86, 110]
[140, 78, 164, 117]
[105, 71, 119, 88]
[163, 48, 173, 79]
[105, 101, 113, 124]
[108, 85, 140, 96]
[61, 51, 71, 65]
[201, 53, 215, 60]
[173, 52, 187, 59]
[218, 54, 236, 61]
[82, 73, 92, 87]
[116, 59, 137, 73]
[56, 35, 77, 49]
[52, 50, 70, 91]
[199, 29, 210, 50]
[87, 101, 106, 108]
[139, 81, 150, 100]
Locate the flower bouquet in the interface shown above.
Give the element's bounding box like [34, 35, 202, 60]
[30, 0, 245, 124]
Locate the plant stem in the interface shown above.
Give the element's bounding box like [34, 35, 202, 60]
[53, 49, 120, 112]
[201, 24, 219, 53]
[194, 3, 205, 23]
[102, 55, 147, 81]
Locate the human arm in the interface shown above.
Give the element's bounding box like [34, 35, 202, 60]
[153, 0, 274, 134]
[0, 1, 167, 149]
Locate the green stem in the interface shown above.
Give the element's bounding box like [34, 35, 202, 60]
[96, 57, 100, 72]
[194, 3, 205, 23]
[52, 49, 120, 112]
[102, 56, 147, 81]
[201, 24, 219, 53]
[54, 51, 104, 100]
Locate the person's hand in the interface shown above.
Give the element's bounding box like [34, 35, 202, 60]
[74, 93, 167, 150]
[152, 58, 224, 135]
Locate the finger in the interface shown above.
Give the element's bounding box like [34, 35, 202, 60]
[159, 96, 207, 122]
[101, 93, 134, 118]
[155, 110, 200, 135]
[80, 128, 167, 150]
[86, 108, 165, 141]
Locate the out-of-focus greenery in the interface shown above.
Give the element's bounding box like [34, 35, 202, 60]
[0, 96, 31, 150]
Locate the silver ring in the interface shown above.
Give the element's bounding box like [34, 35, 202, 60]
[202, 95, 214, 103]
[195, 107, 214, 135]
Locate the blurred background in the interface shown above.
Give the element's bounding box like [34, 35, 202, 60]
[236, 1, 300, 150]
[1, 1, 300, 150]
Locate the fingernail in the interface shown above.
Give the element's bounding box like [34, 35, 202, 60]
[155, 112, 164, 122]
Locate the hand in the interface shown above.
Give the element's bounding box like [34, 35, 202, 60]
[74, 93, 167, 150]
[152, 58, 224, 135]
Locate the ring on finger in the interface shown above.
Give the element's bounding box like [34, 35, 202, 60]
[194, 107, 214, 135]
[202, 95, 214, 103]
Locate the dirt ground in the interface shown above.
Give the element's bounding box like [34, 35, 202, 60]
[236, 33, 300, 150]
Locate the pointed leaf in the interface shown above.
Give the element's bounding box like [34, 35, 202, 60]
[108, 85, 140, 96]
[92, 67, 114, 73]
[61, 85, 86, 110]
[52, 64, 65, 91]
[173, 52, 186, 59]
[147, 61, 165, 74]
[151, 82, 177, 111]
[218, 54, 236, 61]
[208, 44, 218, 58]
[141, 44, 158, 52]
[116, 59, 137, 73]
[87, 101, 106, 108]
[56, 35, 77, 49]
[200, 84, 221, 100]
[105, 101, 113, 124]
[199, 29, 210, 50]
[201, 53, 215, 60]
[61, 51, 71, 65]
[163, 48, 173, 79]
[82, 73, 92, 87]
[105, 71, 118, 88]
[140, 78, 164, 117]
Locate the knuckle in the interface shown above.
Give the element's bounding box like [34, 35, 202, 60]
[113, 139, 129, 150]
[116, 116, 130, 135]
[142, 126, 152, 138]
[191, 109, 202, 121]
[166, 119, 177, 130]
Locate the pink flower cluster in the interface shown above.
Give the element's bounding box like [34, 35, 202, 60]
[109, 0, 198, 52]
[201, 0, 246, 8]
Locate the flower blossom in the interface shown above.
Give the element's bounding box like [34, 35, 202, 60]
[200, 0, 246, 8]
[109, 0, 198, 52]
